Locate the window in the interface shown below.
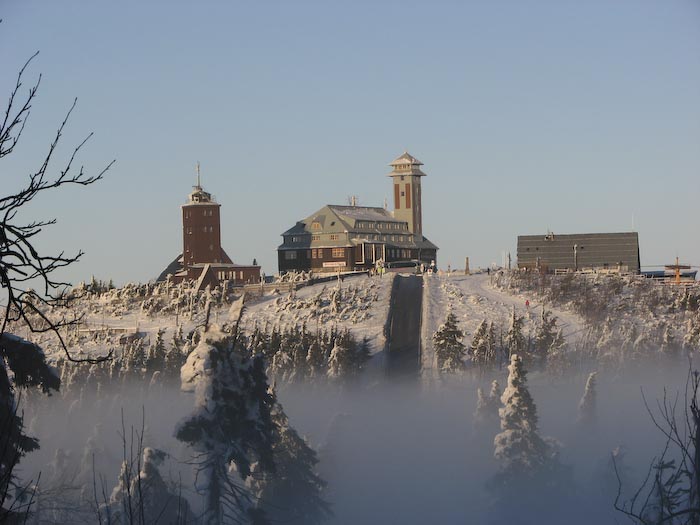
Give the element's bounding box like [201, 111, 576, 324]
[292, 236, 301, 243]
[209, 244, 214, 251]
[312, 234, 320, 241]
[312, 222, 321, 230]
[187, 227, 192, 234]
[312, 248, 318, 259]
[329, 234, 339, 241]
[332, 248, 344, 258]
[285, 251, 297, 260]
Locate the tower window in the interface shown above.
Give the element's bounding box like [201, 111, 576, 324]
[209, 244, 214, 251]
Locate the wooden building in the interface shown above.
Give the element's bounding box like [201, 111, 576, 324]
[158, 169, 260, 287]
[517, 231, 641, 274]
[278, 152, 438, 274]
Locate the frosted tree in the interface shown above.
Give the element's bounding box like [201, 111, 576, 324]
[145, 328, 167, 374]
[532, 308, 558, 364]
[659, 323, 677, 357]
[493, 354, 560, 491]
[176, 329, 276, 524]
[252, 392, 332, 524]
[474, 380, 501, 427]
[470, 320, 490, 368]
[108, 448, 193, 524]
[683, 313, 700, 353]
[326, 330, 368, 381]
[504, 307, 526, 359]
[577, 372, 597, 426]
[433, 312, 466, 373]
[306, 338, 328, 379]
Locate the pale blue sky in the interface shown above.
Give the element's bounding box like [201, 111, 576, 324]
[1, 0, 699, 285]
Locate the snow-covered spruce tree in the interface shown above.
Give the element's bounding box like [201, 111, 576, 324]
[433, 312, 466, 373]
[252, 391, 332, 524]
[493, 354, 562, 493]
[0, 335, 60, 518]
[531, 308, 558, 365]
[474, 380, 501, 427]
[107, 447, 193, 524]
[327, 329, 369, 382]
[176, 328, 276, 524]
[577, 372, 597, 426]
[306, 337, 328, 380]
[470, 320, 490, 368]
[683, 312, 700, 353]
[145, 327, 167, 374]
[504, 306, 526, 359]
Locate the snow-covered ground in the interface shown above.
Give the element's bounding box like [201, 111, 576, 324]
[421, 273, 586, 380]
[240, 273, 395, 356]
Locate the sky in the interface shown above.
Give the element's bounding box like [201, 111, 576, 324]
[1, 0, 699, 285]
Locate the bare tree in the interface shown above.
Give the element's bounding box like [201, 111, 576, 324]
[1, 38, 114, 520]
[614, 367, 700, 524]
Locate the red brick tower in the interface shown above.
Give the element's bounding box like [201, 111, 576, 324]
[181, 164, 229, 271]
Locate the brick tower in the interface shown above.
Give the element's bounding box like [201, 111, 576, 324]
[181, 163, 227, 270]
[388, 152, 426, 237]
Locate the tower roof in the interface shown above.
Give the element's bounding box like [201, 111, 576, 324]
[388, 151, 426, 176]
[389, 151, 423, 167]
[185, 162, 217, 205]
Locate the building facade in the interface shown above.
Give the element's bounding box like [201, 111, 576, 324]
[278, 152, 438, 274]
[158, 171, 260, 287]
[517, 232, 641, 273]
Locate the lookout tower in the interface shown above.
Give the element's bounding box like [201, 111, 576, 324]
[388, 152, 426, 237]
[182, 163, 224, 269]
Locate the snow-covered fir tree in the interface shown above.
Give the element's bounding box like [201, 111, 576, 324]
[0, 334, 60, 516]
[470, 320, 490, 368]
[107, 448, 193, 524]
[532, 308, 558, 364]
[504, 306, 526, 359]
[176, 328, 276, 524]
[433, 312, 466, 373]
[474, 380, 501, 427]
[493, 354, 561, 491]
[252, 391, 332, 524]
[577, 372, 597, 426]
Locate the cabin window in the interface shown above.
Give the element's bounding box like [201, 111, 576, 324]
[329, 234, 339, 241]
[285, 251, 297, 260]
[332, 248, 344, 258]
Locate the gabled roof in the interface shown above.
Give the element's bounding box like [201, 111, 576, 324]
[388, 151, 427, 177]
[389, 151, 423, 166]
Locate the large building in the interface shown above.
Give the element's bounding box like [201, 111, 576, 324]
[517, 231, 641, 273]
[277, 152, 438, 274]
[158, 171, 260, 287]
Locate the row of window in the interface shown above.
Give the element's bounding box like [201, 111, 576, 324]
[187, 226, 215, 234]
[217, 270, 246, 280]
[355, 221, 407, 231]
[289, 233, 339, 243]
[184, 209, 215, 219]
[285, 247, 347, 261]
[184, 244, 215, 252]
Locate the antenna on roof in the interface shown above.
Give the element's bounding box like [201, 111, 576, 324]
[383, 197, 388, 210]
[196, 161, 201, 188]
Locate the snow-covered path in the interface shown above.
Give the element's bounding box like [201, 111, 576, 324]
[467, 274, 586, 342]
[421, 273, 587, 380]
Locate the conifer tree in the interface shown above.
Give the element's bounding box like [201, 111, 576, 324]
[504, 307, 526, 359]
[532, 309, 558, 364]
[470, 320, 490, 367]
[176, 329, 276, 524]
[433, 312, 466, 373]
[474, 380, 501, 426]
[253, 392, 332, 524]
[493, 354, 559, 489]
[577, 372, 597, 426]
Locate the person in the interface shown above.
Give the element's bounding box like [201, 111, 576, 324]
[525, 299, 530, 309]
